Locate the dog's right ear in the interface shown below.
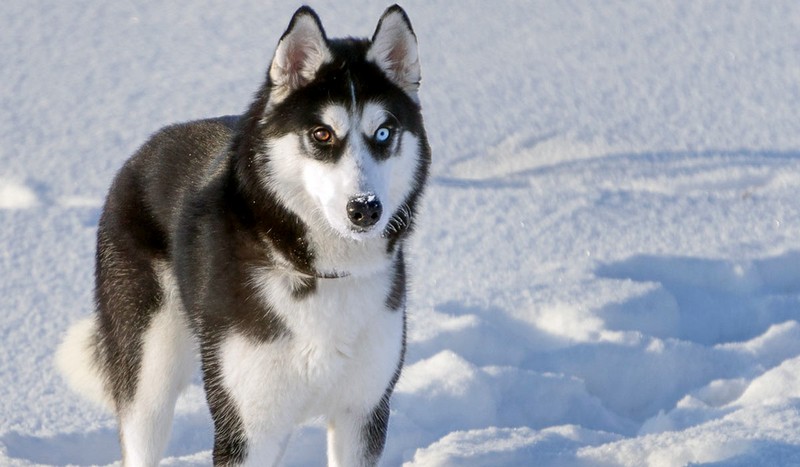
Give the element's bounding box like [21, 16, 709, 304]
[269, 6, 332, 101]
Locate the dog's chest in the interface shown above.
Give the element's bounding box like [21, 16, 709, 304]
[227, 267, 404, 419]
[254, 267, 397, 373]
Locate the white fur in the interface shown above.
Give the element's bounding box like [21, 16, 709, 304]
[221, 266, 404, 466]
[119, 264, 196, 467]
[361, 102, 395, 138]
[321, 105, 351, 137]
[55, 316, 112, 409]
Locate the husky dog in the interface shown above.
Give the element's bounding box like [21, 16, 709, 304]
[56, 5, 430, 466]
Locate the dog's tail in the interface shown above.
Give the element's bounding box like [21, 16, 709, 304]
[55, 317, 113, 410]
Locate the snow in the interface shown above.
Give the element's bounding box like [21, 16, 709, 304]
[3, 0, 800, 465]
[0, 181, 38, 210]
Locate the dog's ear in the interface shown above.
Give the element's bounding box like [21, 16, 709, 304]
[367, 5, 421, 101]
[269, 6, 332, 99]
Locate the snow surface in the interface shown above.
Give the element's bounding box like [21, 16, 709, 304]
[3, 1, 800, 465]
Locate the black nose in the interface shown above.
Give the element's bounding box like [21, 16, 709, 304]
[347, 195, 383, 229]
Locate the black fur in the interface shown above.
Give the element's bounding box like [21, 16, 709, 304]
[202, 347, 250, 464]
[386, 249, 407, 311]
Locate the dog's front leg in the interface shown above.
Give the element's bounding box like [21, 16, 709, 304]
[202, 334, 300, 466]
[326, 392, 392, 467]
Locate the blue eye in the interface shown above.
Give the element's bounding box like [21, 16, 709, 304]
[374, 127, 392, 143]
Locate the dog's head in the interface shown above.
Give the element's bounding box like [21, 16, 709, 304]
[253, 6, 429, 242]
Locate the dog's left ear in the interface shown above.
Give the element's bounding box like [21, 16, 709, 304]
[367, 5, 421, 101]
[269, 6, 332, 100]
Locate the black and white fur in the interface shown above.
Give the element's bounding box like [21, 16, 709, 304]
[56, 5, 430, 466]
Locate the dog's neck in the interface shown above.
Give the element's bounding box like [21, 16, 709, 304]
[254, 219, 398, 280]
[307, 227, 398, 279]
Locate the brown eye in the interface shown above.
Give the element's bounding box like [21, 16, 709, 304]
[312, 127, 333, 143]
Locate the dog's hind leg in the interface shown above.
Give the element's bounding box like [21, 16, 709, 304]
[95, 230, 194, 464]
[116, 265, 195, 467]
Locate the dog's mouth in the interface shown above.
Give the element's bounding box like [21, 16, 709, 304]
[344, 224, 384, 241]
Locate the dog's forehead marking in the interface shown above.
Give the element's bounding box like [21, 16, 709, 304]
[320, 105, 351, 136]
[361, 102, 390, 134]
